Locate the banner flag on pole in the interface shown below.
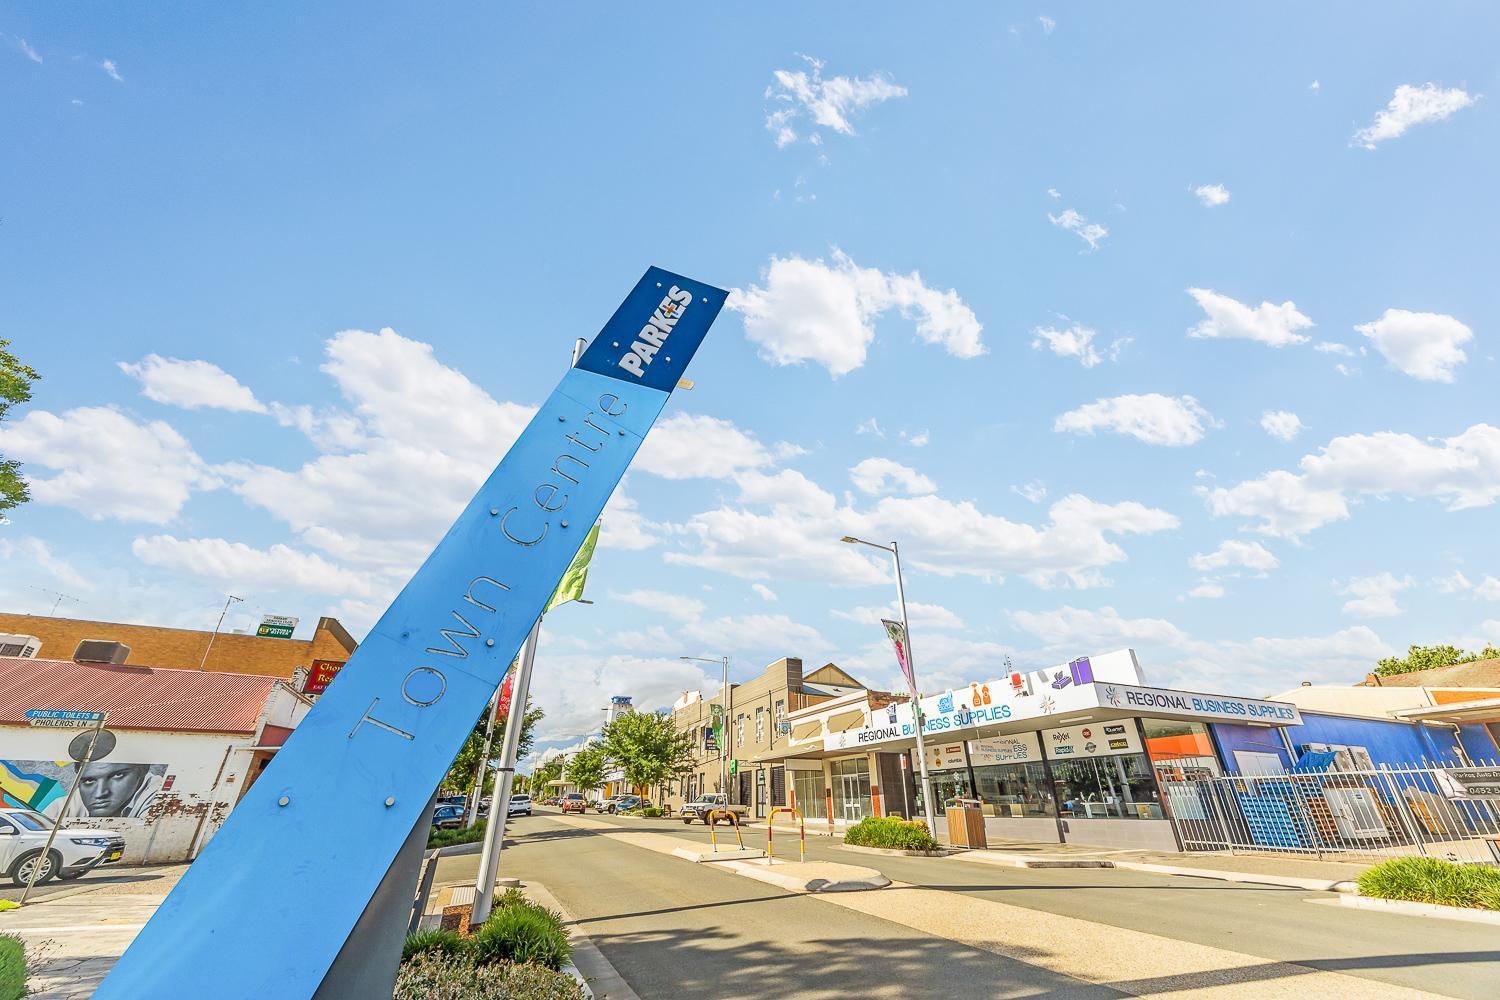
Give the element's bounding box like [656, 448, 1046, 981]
[545, 522, 600, 613]
[882, 618, 917, 697]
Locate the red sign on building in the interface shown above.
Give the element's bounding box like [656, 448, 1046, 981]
[304, 659, 346, 695]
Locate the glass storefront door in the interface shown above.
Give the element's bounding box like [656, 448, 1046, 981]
[830, 757, 872, 821]
[929, 769, 973, 808]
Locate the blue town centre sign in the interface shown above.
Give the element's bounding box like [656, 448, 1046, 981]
[96, 267, 728, 999]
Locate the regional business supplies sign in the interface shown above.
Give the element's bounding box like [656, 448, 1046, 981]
[1096, 684, 1302, 725]
[1042, 722, 1141, 759]
[969, 733, 1043, 766]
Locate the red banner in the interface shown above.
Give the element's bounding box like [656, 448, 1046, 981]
[496, 673, 514, 721]
[304, 659, 345, 695]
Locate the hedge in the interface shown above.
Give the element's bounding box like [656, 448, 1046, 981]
[428, 819, 488, 850]
[1357, 857, 1500, 911]
[0, 933, 24, 1000]
[844, 815, 940, 852]
[393, 954, 584, 1000]
[401, 887, 572, 973]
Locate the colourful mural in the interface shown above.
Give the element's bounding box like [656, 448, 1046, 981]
[0, 759, 167, 819]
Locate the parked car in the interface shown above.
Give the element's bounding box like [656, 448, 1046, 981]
[605, 795, 643, 814]
[436, 794, 467, 808]
[679, 793, 748, 825]
[560, 793, 588, 814]
[593, 795, 623, 814]
[507, 794, 533, 817]
[431, 804, 466, 830]
[0, 808, 125, 887]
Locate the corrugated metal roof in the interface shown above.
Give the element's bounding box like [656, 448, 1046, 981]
[0, 657, 276, 734]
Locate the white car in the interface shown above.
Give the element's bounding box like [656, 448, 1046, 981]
[0, 808, 126, 887]
[506, 794, 532, 817]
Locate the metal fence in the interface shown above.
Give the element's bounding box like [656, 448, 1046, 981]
[1157, 762, 1500, 864]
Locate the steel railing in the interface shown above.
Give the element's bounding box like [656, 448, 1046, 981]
[1156, 760, 1500, 864]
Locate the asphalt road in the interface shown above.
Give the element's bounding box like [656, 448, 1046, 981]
[437, 810, 1500, 1000]
[0, 862, 177, 903]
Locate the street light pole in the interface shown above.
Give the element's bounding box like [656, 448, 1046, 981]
[681, 655, 730, 797]
[198, 594, 243, 671]
[841, 535, 939, 837]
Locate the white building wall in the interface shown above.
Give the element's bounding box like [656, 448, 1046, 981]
[0, 724, 260, 864]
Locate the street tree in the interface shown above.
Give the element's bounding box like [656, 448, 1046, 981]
[600, 710, 696, 802]
[444, 700, 543, 795]
[565, 744, 608, 796]
[531, 755, 565, 796]
[1376, 643, 1500, 676]
[0, 339, 41, 516]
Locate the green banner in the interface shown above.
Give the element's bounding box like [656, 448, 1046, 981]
[545, 522, 600, 612]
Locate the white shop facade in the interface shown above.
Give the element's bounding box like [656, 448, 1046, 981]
[775, 649, 1303, 851]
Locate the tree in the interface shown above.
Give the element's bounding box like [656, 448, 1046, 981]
[444, 699, 544, 793]
[565, 744, 608, 796]
[599, 710, 696, 801]
[1376, 643, 1500, 677]
[530, 755, 565, 796]
[0, 339, 41, 516]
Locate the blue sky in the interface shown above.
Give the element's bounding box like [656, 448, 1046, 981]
[2, 5, 1497, 757]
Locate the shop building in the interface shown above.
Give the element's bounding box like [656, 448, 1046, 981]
[0, 653, 312, 862]
[0, 612, 358, 691]
[665, 658, 870, 817]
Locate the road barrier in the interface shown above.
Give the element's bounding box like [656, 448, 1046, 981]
[767, 807, 805, 863]
[708, 809, 744, 853]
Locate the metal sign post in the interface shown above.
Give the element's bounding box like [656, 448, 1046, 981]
[94, 267, 728, 1000]
[20, 711, 107, 904]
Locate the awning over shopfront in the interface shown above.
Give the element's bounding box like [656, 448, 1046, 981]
[1392, 697, 1500, 726]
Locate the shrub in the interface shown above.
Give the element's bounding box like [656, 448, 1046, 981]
[1357, 857, 1500, 910]
[620, 806, 664, 818]
[429, 820, 487, 850]
[402, 928, 469, 962]
[844, 815, 940, 852]
[0, 933, 24, 1000]
[470, 899, 572, 970]
[394, 952, 584, 1000]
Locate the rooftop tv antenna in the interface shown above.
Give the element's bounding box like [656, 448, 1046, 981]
[28, 586, 82, 617]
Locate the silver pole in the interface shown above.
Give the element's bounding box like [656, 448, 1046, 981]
[470, 616, 540, 925]
[720, 656, 729, 796]
[465, 689, 503, 828]
[22, 713, 106, 904]
[893, 542, 939, 837]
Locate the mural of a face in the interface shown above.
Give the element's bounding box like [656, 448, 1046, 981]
[78, 761, 152, 817]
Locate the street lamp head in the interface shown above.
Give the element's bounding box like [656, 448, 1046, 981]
[575, 599, 595, 605]
[839, 536, 859, 544]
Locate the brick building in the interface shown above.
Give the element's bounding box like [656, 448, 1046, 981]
[0, 613, 358, 687]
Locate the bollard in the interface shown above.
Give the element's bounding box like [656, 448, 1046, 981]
[708, 809, 743, 852]
[767, 807, 805, 863]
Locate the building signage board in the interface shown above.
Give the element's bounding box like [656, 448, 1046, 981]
[303, 660, 345, 695]
[256, 615, 299, 639]
[25, 709, 105, 730]
[1447, 767, 1500, 800]
[1006, 648, 1145, 699]
[969, 732, 1043, 766]
[1042, 722, 1142, 759]
[1096, 684, 1302, 725]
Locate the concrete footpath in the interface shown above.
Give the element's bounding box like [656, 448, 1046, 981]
[0, 868, 184, 999]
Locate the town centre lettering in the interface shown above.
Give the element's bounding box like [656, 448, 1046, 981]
[348, 389, 630, 744]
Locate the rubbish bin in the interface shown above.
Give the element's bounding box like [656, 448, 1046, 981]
[944, 798, 987, 849]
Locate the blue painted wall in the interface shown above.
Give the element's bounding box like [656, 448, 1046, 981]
[1212, 712, 1475, 771]
[1457, 723, 1500, 764]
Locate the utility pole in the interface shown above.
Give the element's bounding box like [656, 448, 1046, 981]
[681, 655, 730, 795]
[198, 595, 243, 671]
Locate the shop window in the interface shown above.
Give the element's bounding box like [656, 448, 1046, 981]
[972, 761, 1056, 818]
[792, 769, 828, 820]
[1142, 718, 1220, 780]
[774, 699, 785, 720]
[755, 707, 765, 743]
[736, 714, 745, 748]
[1050, 753, 1162, 820]
[830, 757, 872, 821]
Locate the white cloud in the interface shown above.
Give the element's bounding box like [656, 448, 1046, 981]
[1193, 184, 1230, 207]
[1340, 572, 1413, 618]
[599, 489, 662, 553]
[1011, 481, 1048, 504]
[1187, 581, 1225, 599]
[1012, 605, 1189, 651]
[751, 583, 778, 602]
[634, 413, 780, 480]
[1434, 571, 1500, 602]
[1205, 422, 1500, 538]
[1046, 187, 1061, 199]
[131, 535, 374, 597]
[1187, 288, 1313, 347]
[1353, 83, 1478, 149]
[1054, 394, 1215, 447]
[118, 355, 268, 413]
[0, 537, 93, 593]
[1355, 309, 1473, 382]
[1478, 578, 1500, 602]
[1164, 627, 1391, 693]
[728, 250, 983, 377]
[1260, 410, 1303, 442]
[1309, 80, 1320, 93]
[1031, 323, 1126, 368]
[670, 470, 1177, 591]
[1314, 342, 1359, 356]
[856, 417, 883, 437]
[1189, 540, 1280, 573]
[849, 457, 936, 496]
[900, 429, 929, 447]
[1433, 571, 1472, 594]
[765, 55, 906, 147]
[611, 589, 707, 621]
[17, 38, 42, 63]
[1038, 15, 1056, 34]
[1048, 208, 1108, 251]
[101, 58, 123, 82]
[832, 601, 965, 631]
[616, 613, 831, 661]
[0, 406, 219, 523]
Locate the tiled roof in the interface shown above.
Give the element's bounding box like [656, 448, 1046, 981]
[0, 657, 276, 734]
